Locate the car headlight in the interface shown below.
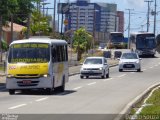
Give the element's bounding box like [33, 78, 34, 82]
[99, 67, 103, 70]
[137, 50, 142, 54]
[81, 68, 84, 71]
[119, 61, 123, 64]
[151, 49, 155, 53]
[136, 60, 139, 63]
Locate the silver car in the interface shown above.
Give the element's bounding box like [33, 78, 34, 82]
[119, 52, 141, 72]
[80, 57, 109, 79]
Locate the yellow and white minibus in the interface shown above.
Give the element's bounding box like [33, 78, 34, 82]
[6, 37, 69, 95]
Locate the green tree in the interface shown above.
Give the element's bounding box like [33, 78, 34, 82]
[73, 27, 92, 61]
[1, 39, 9, 51]
[30, 10, 51, 36]
[13, 0, 38, 26]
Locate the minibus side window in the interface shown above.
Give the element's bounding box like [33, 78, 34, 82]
[52, 46, 57, 63]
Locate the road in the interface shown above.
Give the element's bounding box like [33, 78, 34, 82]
[0, 54, 160, 120]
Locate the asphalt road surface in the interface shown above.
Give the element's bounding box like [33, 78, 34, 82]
[0, 53, 160, 120]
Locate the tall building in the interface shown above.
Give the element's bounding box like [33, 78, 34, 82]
[60, 0, 124, 43]
[117, 11, 124, 33]
[67, 0, 101, 32]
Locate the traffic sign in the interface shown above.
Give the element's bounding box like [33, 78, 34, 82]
[64, 19, 68, 25]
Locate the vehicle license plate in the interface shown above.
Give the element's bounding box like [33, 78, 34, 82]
[126, 65, 132, 67]
[22, 80, 31, 84]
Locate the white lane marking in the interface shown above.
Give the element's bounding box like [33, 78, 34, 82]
[149, 67, 153, 68]
[73, 86, 82, 90]
[130, 72, 135, 74]
[155, 65, 158, 67]
[87, 82, 96, 86]
[159, 62, 160, 64]
[142, 69, 146, 71]
[103, 78, 113, 81]
[8, 104, 27, 110]
[35, 97, 49, 102]
[117, 74, 126, 78]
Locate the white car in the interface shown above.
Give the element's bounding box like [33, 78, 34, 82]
[119, 52, 141, 72]
[80, 57, 109, 79]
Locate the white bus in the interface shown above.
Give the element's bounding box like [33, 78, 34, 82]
[6, 37, 69, 95]
[130, 32, 156, 57]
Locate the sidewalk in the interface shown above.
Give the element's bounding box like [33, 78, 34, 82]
[0, 59, 119, 84]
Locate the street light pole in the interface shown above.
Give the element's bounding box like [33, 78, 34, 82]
[92, 9, 99, 55]
[93, 10, 96, 55]
[53, 0, 56, 33]
[126, 9, 134, 49]
[76, 7, 80, 61]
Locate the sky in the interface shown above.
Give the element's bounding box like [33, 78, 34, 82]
[44, 0, 159, 37]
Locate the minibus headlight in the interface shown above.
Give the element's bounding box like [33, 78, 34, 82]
[43, 74, 50, 77]
[7, 74, 14, 78]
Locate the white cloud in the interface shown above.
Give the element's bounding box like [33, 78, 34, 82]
[124, 0, 145, 9]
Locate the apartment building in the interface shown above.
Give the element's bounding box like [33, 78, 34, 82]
[60, 0, 124, 43]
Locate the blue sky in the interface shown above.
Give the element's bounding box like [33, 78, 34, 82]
[44, 0, 159, 37]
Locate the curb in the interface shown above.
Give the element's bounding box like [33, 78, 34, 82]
[0, 74, 6, 77]
[114, 82, 160, 120]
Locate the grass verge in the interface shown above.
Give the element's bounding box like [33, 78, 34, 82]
[140, 88, 160, 114]
[126, 87, 160, 120]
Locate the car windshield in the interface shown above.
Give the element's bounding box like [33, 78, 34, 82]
[121, 53, 138, 59]
[84, 58, 102, 64]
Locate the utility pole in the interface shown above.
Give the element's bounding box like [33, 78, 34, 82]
[53, 0, 56, 33]
[144, 0, 153, 32]
[11, 14, 13, 43]
[58, 0, 60, 33]
[0, 16, 2, 62]
[153, 0, 157, 34]
[126, 9, 134, 49]
[26, 13, 31, 39]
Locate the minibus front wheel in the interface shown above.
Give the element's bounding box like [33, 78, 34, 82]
[9, 89, 15, 95]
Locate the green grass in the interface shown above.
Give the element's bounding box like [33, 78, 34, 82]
[0, 66, 3, 71]
[0, 65, 5, 72]
[140, 89, 160, 115]
[141, 105, 160, 114]
[146, 89, 160, 105]
[127, 88, 160, 120]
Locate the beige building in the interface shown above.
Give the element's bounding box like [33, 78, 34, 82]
[2, 22, 25, 45]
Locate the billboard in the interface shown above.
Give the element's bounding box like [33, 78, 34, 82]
[58, 3, 70, 14]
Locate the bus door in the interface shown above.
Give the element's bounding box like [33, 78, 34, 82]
[51, 45, 65, 88]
